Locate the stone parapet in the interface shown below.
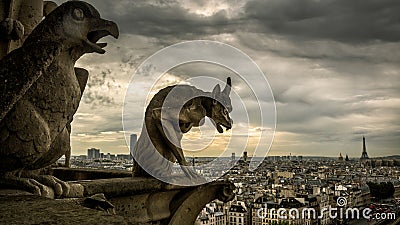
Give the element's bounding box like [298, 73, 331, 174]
[1, 168, 235, 225]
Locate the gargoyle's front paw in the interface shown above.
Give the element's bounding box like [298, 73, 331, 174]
[0, 174, 70, 198]
[30, 174, 70, 198]
[0, 175, 53, 198]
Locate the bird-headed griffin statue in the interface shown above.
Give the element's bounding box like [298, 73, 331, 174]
[0, 1, 119, 198]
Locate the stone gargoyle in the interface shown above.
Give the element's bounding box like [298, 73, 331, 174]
[0, 1, 119, 198]
[132, 78, 233, 182]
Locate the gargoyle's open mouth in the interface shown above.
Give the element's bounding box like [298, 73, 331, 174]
[211, 120, 232, 134]
[86, 20, 119, 54]
[216, 123, 232, 133]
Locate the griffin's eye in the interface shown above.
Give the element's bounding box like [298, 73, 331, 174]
[72, 8, 84, 21]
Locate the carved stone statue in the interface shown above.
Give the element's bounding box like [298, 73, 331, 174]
[0, 1, 119, 198]
[132, 78, 233, 182]
[0, 1, 59, 58]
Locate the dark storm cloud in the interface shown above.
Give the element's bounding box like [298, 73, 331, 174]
[55, 0, 400, 44]
[81, 69, 121, 107]
[117, 7, 234, 37]
[236, 33, 400, 65]
[83, 92, 115, 106]
[73, 112, 123, 135]
[71, 0, 239, 38]
[244, 0, 400, 43]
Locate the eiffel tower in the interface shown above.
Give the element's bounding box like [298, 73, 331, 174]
[360, 136, 369, 160]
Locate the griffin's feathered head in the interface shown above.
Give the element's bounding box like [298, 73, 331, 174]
[24, 1, 119, 55]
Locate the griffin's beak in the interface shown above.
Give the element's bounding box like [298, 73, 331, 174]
[86, 18, 119, 54]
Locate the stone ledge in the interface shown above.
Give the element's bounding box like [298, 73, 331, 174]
[68, 177, 168, 198]
[51, 167, 132, 181]
[1, 168, 235, 224]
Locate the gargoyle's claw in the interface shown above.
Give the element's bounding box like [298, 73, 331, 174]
[0, 174, 69, 198]
[30, 174, 70, 198]
[181, 166, 206, 184]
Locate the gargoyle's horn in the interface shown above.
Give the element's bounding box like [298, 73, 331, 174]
[188, 99, 197, 110]
[223, 77, 231, 95]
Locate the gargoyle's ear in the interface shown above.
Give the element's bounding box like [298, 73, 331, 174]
[212, 84, 221, 98]
[188, 100, 197, 110]
[151, 108, 162, 120]
[223, 77, 231, 95]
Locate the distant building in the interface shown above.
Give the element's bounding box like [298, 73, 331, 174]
[394, 181, 400, 199]
[117, 154, 132, 161]
[252, 196, 274, 225]
[231, 153, 236, 162]
[106, 153, 111, 159]
[228, 202, 247, 225]
[72, 155, 87, 160]
[195, 202, 225, 225]
[277, 171, 294, 179]
[338, 153, 343, 161]
[130, 134, 137, 157]
[252, 197, 312, 225]
[318, 192, 331, 225]
[87, 148, 100, 159]
[243, 151, 248, 162]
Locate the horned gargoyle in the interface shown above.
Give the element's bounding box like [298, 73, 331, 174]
[0, 1, 119, 198]
[132, 78, 233, 182]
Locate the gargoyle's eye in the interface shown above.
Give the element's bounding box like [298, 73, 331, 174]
[223, 108, 228, 115]
[72, 8, 84, 21]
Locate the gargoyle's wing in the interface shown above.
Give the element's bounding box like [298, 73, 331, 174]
[152, 108, 186, 164]
[0, 41, 62, 122]
[74, 67, 89, 95]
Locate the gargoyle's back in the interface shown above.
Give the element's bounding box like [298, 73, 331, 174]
[145, 85, 209, 117]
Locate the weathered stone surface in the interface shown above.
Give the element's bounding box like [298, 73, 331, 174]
[57, 169, 235, 224]
[0, 0, 44, 58]
[72, 177, 167, 198]
[0, 195, 129, 225]
[0, 1, 119, 197]
[1, 168, 236, 225]
[0, 1, 119, 172]
[51, 167, 131, 181]
[168, 181, 235, 225]
[67, 177, 234, 224]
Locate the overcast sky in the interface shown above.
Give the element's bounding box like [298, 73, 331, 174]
[55, 0, 400, 158]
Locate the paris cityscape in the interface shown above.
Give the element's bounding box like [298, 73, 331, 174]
[1, 0, 398, 224]
[61, 134, 400, 225]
